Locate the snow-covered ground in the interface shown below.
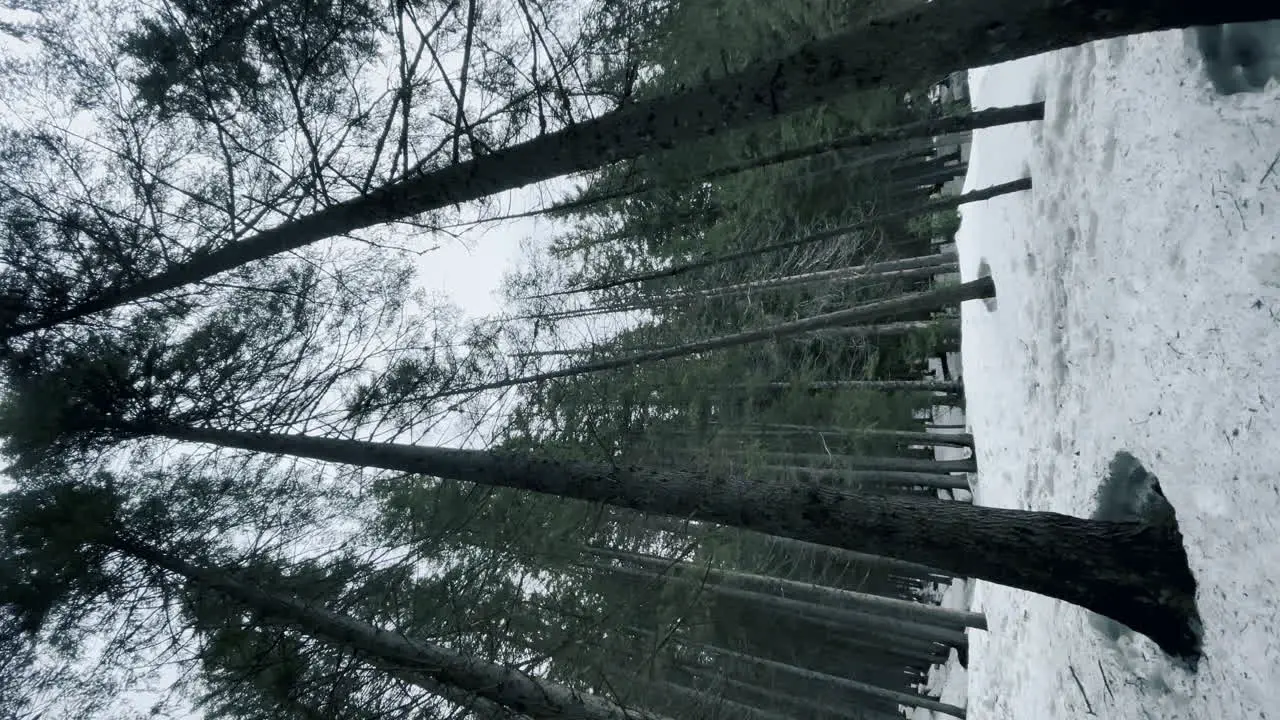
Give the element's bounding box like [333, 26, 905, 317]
[957, 29, 1280, 720]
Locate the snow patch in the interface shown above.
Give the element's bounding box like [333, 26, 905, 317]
[907, 580, 971, 720]
[960, 29, 1280, 720]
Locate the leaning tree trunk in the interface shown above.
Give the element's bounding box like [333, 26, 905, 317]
[134, 420, 1203, 660]
[104, 535, 671, 720]
[584, 545, 987, 629]
[428, 278, 994, 398]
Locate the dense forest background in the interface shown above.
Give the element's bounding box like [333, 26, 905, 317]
[0, 0, 1062, 717]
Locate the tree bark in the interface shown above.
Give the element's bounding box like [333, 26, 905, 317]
[560, 180, 1028, 296]
[432, 278, 995, 398]
[510, 255, 959, 322]
[137, 420, 1203, 660]
[804, 319, 962, 343]
[689, 643, 966, 718]
[104, 536, 671, 720]
[675, 263, 960, 304]
[708, 424, 975, 449]
[585, 546, 987, 630]
[721, 379, 964, 394]
[586, 558, 967, 647]
[756, 532, 948, 578]
[756, 466, 972, 492]
[549, 103, 1043, 217]
[741, 452, 975, 475]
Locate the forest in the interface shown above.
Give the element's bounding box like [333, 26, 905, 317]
[0, 0, 1265, 719]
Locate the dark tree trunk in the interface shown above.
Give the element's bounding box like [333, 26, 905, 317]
[553, 103, 1042, 216]
[760, 466, 972, 492]
[586, 545, 987, 629]
[137, 421, 1203, 661]
[687, 642, 966, 718]
[428, 278, 995, 398]
[711, 424, 976, 449]
[747, 452, 975, 475]
[560, 180, 1029, 296]
[588, 559, 968, 647]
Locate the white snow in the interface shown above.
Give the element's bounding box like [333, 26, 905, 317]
[957, 29, 1280, 720]
[907, 579, 971, 720]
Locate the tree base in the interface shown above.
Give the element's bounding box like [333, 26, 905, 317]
[1089, 451, 1203, 670]
[975, 259, 996, 312]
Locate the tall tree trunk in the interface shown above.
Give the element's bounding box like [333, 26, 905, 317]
[828, 630, 949, 666]
[585, 546, 987, 630]
[511, 315, 960, 352]
[695, 252, 959, 301]
[586, 558, 967, 647]
[805, 319, 962, 343]
[685, 642, 966, 718]
[552, 103, 1043, 216]
[769, 611, 952, 661]
[31, 0, 1273, 336]
[738, 452, 975, 475]
[706, 424, 975, 449]
[514, 255, 959, 317]
[682, 263, 958, 305]
[433, 278, 994, 398]
[754, 466, 971, 491]
[104, 535, 671, 720]
[559, 180, 1028, 297]
[134, 421, 1203, 660]
[890, 162, 969, 191]
[719, 379, 964, 394]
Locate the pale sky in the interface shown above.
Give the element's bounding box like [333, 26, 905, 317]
[413, 185, 566, 322]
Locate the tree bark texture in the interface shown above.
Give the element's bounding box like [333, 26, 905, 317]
[140, 420, 1202, 660]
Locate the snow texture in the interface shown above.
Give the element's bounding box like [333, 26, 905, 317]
[957, 27, 1280, 720]
[907, 580, 971, 720]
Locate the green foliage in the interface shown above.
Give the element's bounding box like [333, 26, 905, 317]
[120, 0, 382, 120]
[0, 342, 144, 473]
[0, 481, 124, 637]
